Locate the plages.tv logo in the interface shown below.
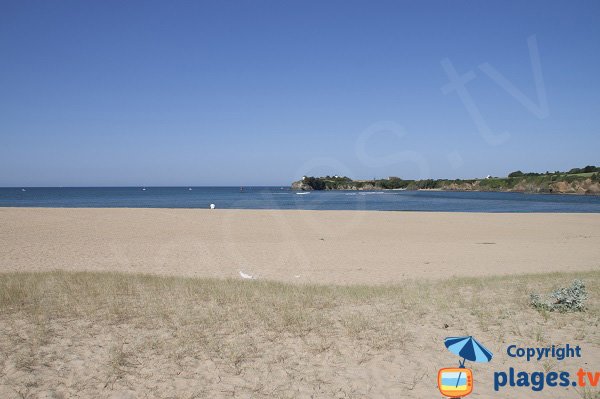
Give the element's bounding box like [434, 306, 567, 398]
[438, 336, 493, 398]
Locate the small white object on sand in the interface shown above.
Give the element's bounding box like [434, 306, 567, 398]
[210, 203, 215, 209]
[239, 271, 255, 279]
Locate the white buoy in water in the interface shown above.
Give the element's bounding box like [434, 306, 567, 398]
[210, 203, 215, 209]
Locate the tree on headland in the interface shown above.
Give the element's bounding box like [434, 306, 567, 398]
[568, 165, 599, 174]
[303, 176, 326, 190]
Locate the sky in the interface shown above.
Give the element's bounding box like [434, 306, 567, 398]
[1, 0, 599, 186]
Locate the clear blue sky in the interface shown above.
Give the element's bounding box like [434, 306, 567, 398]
[1, 0, 598, 186]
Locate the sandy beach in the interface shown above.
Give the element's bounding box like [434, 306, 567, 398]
[1, 207, 599, 283]
[1, 207, 599, 398]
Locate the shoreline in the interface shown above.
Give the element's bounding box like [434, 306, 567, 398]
[293, 187, 600, 195]
[1, 207, 599, 215]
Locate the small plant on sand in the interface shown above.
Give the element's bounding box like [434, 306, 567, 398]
[530, 280, 588, 313]
[576, 386, 600, 399]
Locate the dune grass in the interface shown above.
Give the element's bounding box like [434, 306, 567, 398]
[0, 270, 598, 398]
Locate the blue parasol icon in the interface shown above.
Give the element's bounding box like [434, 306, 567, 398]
[444, 336, 493, 390]
[445, 336, 493, 365]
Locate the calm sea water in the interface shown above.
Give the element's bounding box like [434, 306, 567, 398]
[1, 187, 599, 212]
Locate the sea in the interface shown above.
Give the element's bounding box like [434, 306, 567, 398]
[1, 187, 599, 212]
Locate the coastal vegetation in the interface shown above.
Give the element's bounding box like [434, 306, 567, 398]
[0, 270, 598, 397]
[530, 279, 588, 313]
[292, 166, 600, 194]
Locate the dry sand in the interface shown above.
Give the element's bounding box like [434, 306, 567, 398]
[1, 208, 599, 399]
[1, 207, 599, 283]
